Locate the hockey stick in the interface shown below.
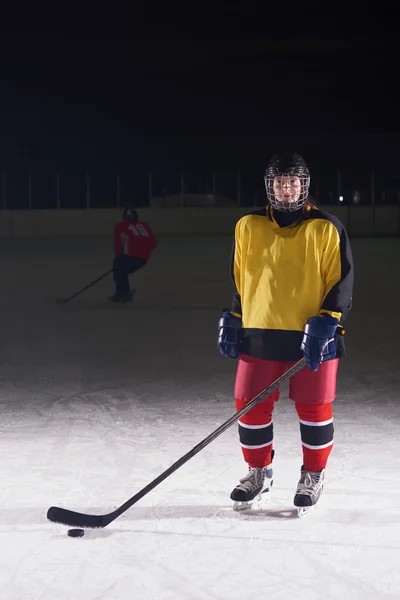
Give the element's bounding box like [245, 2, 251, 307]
[56, 269, 113, 304]
[47, 358, 305, 528]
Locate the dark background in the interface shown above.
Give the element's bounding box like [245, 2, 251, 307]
[1, 3, 399, 208]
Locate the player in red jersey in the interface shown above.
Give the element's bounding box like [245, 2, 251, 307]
[110, 207, 158, 303]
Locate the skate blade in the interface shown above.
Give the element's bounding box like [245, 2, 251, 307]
[233, 490, 271, 512]
[297, 505, 316, 518]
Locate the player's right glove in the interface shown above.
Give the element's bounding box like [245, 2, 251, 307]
[217, 310, 242, 359]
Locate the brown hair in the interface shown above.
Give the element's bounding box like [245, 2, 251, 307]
[304, 195, 318, 211]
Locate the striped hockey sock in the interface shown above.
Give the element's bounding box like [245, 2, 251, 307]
[295, 402, 334, 472]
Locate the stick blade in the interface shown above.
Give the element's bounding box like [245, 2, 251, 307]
[47, 506, 108, 528]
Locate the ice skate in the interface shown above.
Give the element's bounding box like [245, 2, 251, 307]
[108, 290, 135, 304]
[293, 466, 325, 518]
[119, 290, 135, 304]
[230, 465, 273, 511]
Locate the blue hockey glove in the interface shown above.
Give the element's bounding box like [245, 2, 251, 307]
[300, 315, 339, 372]
[218, 310, 242, 359]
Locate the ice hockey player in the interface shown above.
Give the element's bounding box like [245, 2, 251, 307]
[218, 153, 354, 515]
[110, 207, 158, 303]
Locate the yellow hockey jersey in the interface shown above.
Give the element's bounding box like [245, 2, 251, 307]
[231, 206, 354, 361]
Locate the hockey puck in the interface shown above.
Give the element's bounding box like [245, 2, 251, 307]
[67, 528, 84, 538]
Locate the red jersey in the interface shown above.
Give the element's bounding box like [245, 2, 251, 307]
[113, 219, 158, 260]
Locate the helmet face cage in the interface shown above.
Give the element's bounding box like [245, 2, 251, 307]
[264, 154, 310, 212]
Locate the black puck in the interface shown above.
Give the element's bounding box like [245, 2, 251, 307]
[67, 528, 84, 538]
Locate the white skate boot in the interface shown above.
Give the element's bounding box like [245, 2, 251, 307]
[230, 465, 273, 511]
[294, 466, 325, 517]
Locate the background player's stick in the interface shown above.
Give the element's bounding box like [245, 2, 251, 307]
[47, 358, 305, 528]
[56, 269, 113, 304]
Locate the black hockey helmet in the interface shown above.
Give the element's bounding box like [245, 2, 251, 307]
[264, 153, 310, 212]
[123, 207, 138, 220]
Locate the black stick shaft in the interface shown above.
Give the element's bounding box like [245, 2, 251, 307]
[59, 269, 113, 304]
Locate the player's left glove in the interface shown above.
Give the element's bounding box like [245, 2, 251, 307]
[300, 315, 339, 372]
[217, 310, 242, 359]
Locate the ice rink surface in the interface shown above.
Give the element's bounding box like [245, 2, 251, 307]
[0, 235, 399, 600]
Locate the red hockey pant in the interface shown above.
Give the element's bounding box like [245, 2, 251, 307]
[235, 355, 339, 472]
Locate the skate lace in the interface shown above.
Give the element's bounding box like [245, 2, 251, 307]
[237, 468, 264, 492]
[296, 470, 322, 498]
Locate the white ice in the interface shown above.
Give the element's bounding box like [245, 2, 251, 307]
[0, 236, 399, 600]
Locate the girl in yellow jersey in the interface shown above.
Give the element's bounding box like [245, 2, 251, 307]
[218, 153, 354, 514]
